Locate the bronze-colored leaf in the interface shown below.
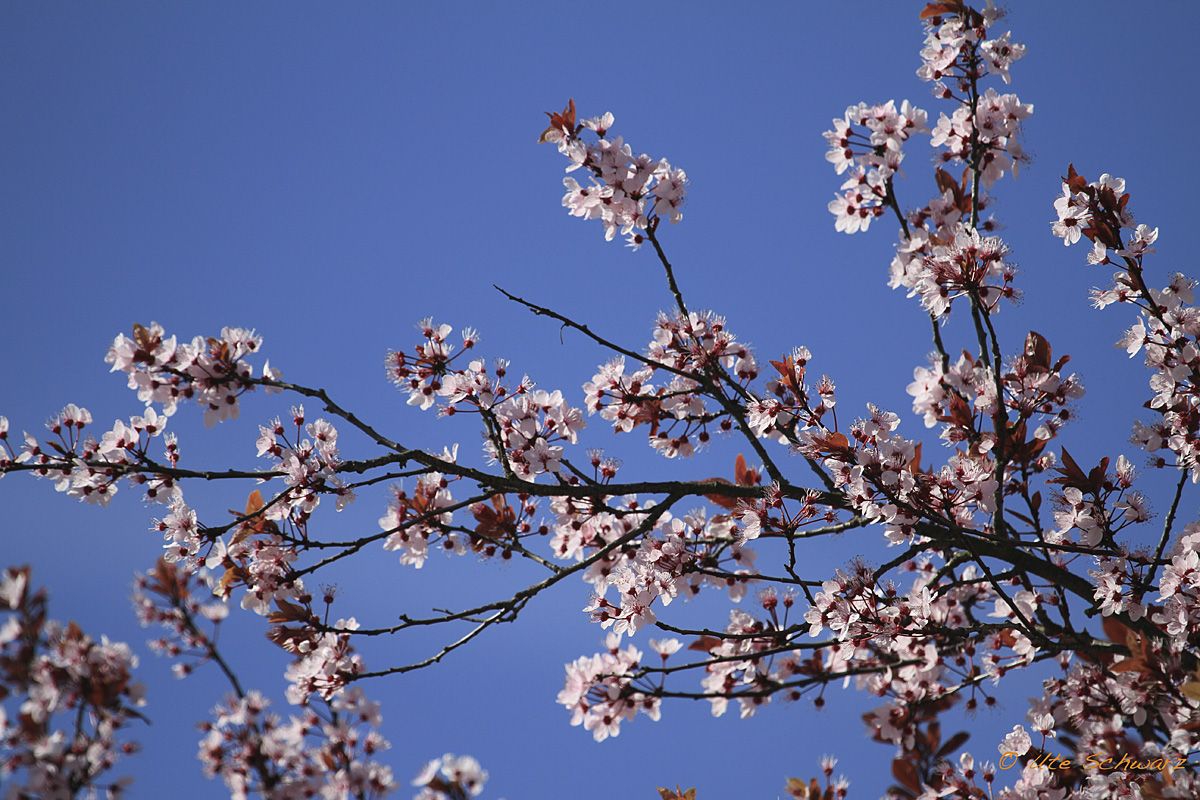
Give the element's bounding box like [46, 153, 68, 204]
[920, 2, 963, 20]
[702, 477, 739, 510]
[936, 730, 970, 759]
[1065, 163, 1088, 193]
[909, 442, 923, 475]
[688, 636, 722, 653]
[809, 431, 850, 453]
[1023, 331, 1052, 373]
[538, 98, 577, 143]
[892, 757, 921, 792]
[267, 598, 311, 624]
[784, 777, 821, 799]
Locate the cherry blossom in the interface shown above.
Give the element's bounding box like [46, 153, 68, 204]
[411, 753, 487, 800]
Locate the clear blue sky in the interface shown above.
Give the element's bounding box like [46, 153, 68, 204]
[2, 2, 1197, 797]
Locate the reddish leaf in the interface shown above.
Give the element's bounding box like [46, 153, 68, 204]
[946, 392, 973, 427]
[925, 720, 942, 753]
[934, 168, 957, 198]
[936, 730, 971, 759]
[703, 477, 739, 510]
[657, 788, 697, 800]
[538, 98, 576, 143]
[770, 356, 804, 395]
[920, 1, 963, 19]
[1102, 615, 1128, 644]
[1051, 447, 1088, 487]
[472, 495, 517, 541]
[267, 598, 311, 624]
[909, 442, 923, 475]
[232, 489, 278, 541]
[1023, 331, 1052, 373]
[1102, 617, 1150, 675]
[1065, 163, 1088, 193]
[808, 431, 850, 454]
[892, 758, 921, 792]
[736, 454, 762, 486]
[267, 625, 310, 653]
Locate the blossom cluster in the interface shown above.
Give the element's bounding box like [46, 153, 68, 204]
[907, 330, 1083, 459]
[584, 309, 757, 459]
[0, 567, 145, 798]
[798, 405, 998, 546]
[106, 322, 280, 425]
[804, 559, 1045, 750]
[893, 224, 1018, 318]
[133, 558, 402, 798]
[9, 401, 175, 507]
[580, 507, 757, 638]
[917, 3, 1021, 90]
[824, 100, 928, 234]
[557, 634, 660, 742]
[132, 558, 230, 679]
[411, 753, 488, 800]
[541, 99, 687, 249]
[257, 405, 356, 515]
[825, 3, 1029, 237]
[929, 87, 1031, 186]
[199, 689, 396, 799]
[139, 554, 364, 718]
[745, 346, 836, 445]
[378, 471, 462, 568]
[1053, 168, 1200, 483]
[1156, 522, 1200, 650]
[697, 606, 801, 721]
[389, 319, 584, 478]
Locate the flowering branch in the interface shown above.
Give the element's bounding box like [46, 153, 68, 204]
[2, 3, 1200, 798]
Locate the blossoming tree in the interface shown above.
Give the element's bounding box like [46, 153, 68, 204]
[3, 2, 1199, 797]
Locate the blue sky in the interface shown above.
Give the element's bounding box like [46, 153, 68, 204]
[2, 2, 1198, 797]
